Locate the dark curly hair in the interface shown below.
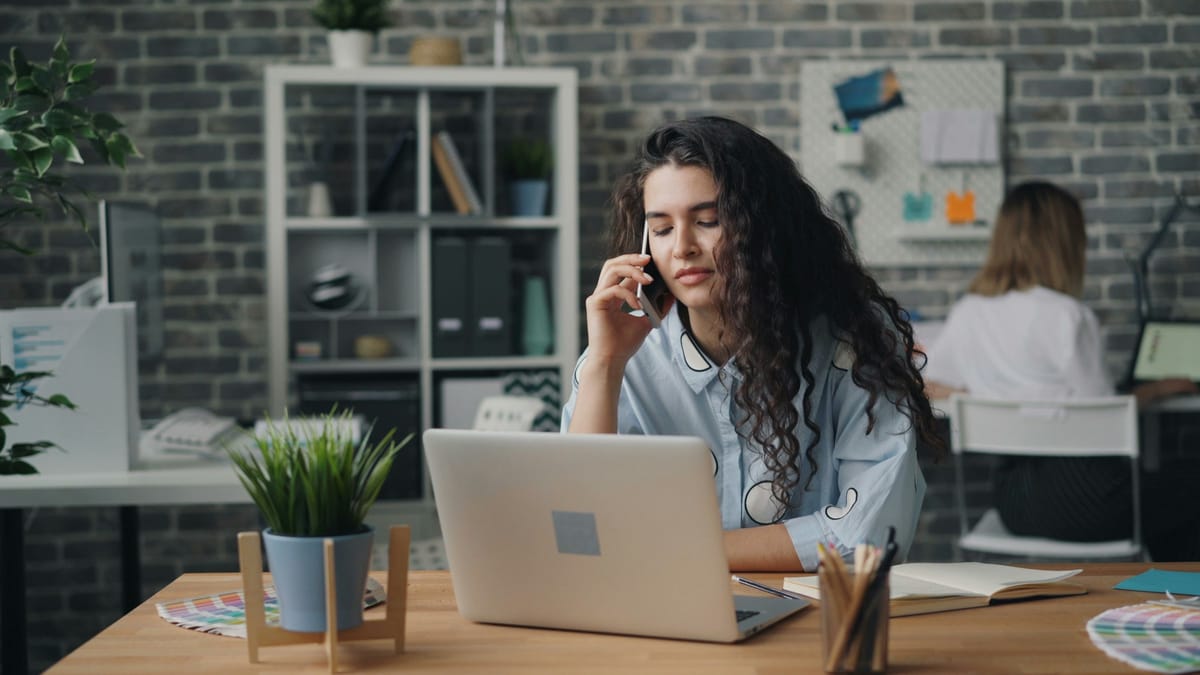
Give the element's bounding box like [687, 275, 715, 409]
[609, 117, 942, 515]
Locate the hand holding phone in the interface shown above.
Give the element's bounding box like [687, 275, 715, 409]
[635, 219, 669, 329]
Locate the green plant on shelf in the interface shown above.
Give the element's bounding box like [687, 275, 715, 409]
[311, 0, 393, 33]
[502, 138, 552, 181]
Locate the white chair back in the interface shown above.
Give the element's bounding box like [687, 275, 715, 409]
[949, 394, 1143, 560]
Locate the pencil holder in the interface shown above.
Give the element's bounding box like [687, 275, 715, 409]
[819, 569, 889, 673]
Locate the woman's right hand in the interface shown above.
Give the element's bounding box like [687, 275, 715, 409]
[583, 253, 661, 367]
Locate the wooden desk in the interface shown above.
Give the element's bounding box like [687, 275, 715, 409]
[47, 563, 1199, 674]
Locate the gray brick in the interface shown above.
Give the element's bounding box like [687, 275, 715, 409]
[631, 83, 701, 103]
[213, 223, 263, 244]
[916, 2, 986, 20]
[603, 57, 674, 78]
[206, 114, 262, 135]
[1176, 23, 1200, 41]
[709, 82, 782, 101]
[1087, 205, 1158, 224]
[1148, 0, 1200, 14]
[216, 276, 264, 295]
[603, 6, 672, 25]
[1104, 179, 1177, 200]
[683, 4, 749, 22]
[1010, 155, 1074, 175]
[37, 10, 116, 33]
[997, 51, 1065, 71]
[695, 56, 753, 76]
[1157, 153, 1200, 172]
[234, 141, 263, 161]
[1100, 76, 1172, 97]
[229, 35, 302, 57]
[139, 116, 201, 138]
[150, 141, 225, 165]
[783, 29, 853, 48]
[1101, 128, 1171, 147]
[122, 9, 196, 32]
[579, 84, 624, 105]
[757, 2, 828, 22]
[230, 87, 262, 108]
[1099, 23, 1168, 44]
[1073, 51, 1145, 70]
[204, 63, 260, 83]
[1150, 49, 1200, 69]
[154, 195, 229, 219]
[860, 28, 932, 48]
[940, 27, 1012, 45]
[1081, 154, 1152, 174]
[546, 31, 616, 53]
[1179, 74, 1200, 94]
[523, 6, 595, 26]
[1178, 127, 1200, 144]
[80, 37, 141, 61]
[162, 279, 210, 297]
[1023, 129, 1094, 150]
[1151, 101, 1200, 121]
[123, 63, 196, 86]
[146, 37, 220, 58]
[1018, 26, 1092, 45]
[128, 170, 203, 192]
[1021, 77, 1093, 97]
[209, 169, 263, 190]
[706, 29, 774, 50]
[994, 0, 1066, 18]
[628, 30, 698, 51]
[1077, 102, 1145, 123]
[202, 9, 279, 30]
[1070, 0, 1142, 18]
[836, 3, 909, 21]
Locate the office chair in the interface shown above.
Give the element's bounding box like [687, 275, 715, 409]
[950, 394, 1144, 560]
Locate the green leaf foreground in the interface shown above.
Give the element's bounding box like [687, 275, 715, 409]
[227, 409, 412, 537]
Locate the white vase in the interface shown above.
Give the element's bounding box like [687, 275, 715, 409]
[327, 30, 373, 68]
[307, 181, 333, 217]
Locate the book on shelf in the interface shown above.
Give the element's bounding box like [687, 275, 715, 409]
[432, 131, 482, 215]
[368, 128, 415, 212]
[783, 562, 1086, 617]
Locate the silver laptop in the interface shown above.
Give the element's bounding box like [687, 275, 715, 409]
[423, 429, 809, 642]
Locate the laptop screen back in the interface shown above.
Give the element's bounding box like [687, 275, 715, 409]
[1130, 321, 1200, 383]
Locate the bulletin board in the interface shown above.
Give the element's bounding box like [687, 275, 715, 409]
[799, 60, 1005, 267]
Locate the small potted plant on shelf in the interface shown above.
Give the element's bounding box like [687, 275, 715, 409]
[0, 37, 139, 475]
[312, 0, 392, 68]
[228, 409, 411, 632]
[502, 138, 552, 217]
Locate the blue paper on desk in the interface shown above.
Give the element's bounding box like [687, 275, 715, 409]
[1114, 568, 1200, 595]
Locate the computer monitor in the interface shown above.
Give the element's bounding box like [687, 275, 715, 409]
[98, 200, 164, 362]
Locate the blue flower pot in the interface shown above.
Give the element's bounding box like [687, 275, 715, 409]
[262, 526, 374, 632]
[511, 179, 549, 216]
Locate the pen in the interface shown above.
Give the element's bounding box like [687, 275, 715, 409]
[731, 575, 808, 601]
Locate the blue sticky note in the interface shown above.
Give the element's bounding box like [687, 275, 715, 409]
[1114, 568, 1200, 595]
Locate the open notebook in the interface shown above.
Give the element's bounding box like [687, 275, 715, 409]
[784, 562, 1086, 617]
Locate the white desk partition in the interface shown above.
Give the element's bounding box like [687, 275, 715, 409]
[0, 465, 247, 509]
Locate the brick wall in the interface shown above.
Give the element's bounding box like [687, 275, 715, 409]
[1, 1, 1197, 670]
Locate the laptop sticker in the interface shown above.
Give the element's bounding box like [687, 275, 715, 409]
[552, 510, 601, 556]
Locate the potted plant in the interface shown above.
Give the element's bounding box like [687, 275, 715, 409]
[312, 0, 392, 68]
[502, 138, 552, 217]
[228, 410, 411, 632]
[0, 38, 139, 475]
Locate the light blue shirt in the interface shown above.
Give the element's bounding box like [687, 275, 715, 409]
[561, 305, 925, 569]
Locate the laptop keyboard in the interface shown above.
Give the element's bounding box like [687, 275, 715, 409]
[735, 609, 761, 623]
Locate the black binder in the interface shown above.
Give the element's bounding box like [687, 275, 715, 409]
[432, 236, 470, 357]
[468, 236, 513, 356]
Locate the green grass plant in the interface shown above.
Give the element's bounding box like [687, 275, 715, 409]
[228, 409, 411, 537]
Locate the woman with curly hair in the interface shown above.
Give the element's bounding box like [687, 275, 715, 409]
[562, 117, 940, 571]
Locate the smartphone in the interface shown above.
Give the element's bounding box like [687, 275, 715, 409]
[635, 219, 670, 329]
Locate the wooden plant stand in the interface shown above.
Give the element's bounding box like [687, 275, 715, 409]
[236, 525, 410, 672]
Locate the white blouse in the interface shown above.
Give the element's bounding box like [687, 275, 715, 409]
[923, 286, 1113, 400]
